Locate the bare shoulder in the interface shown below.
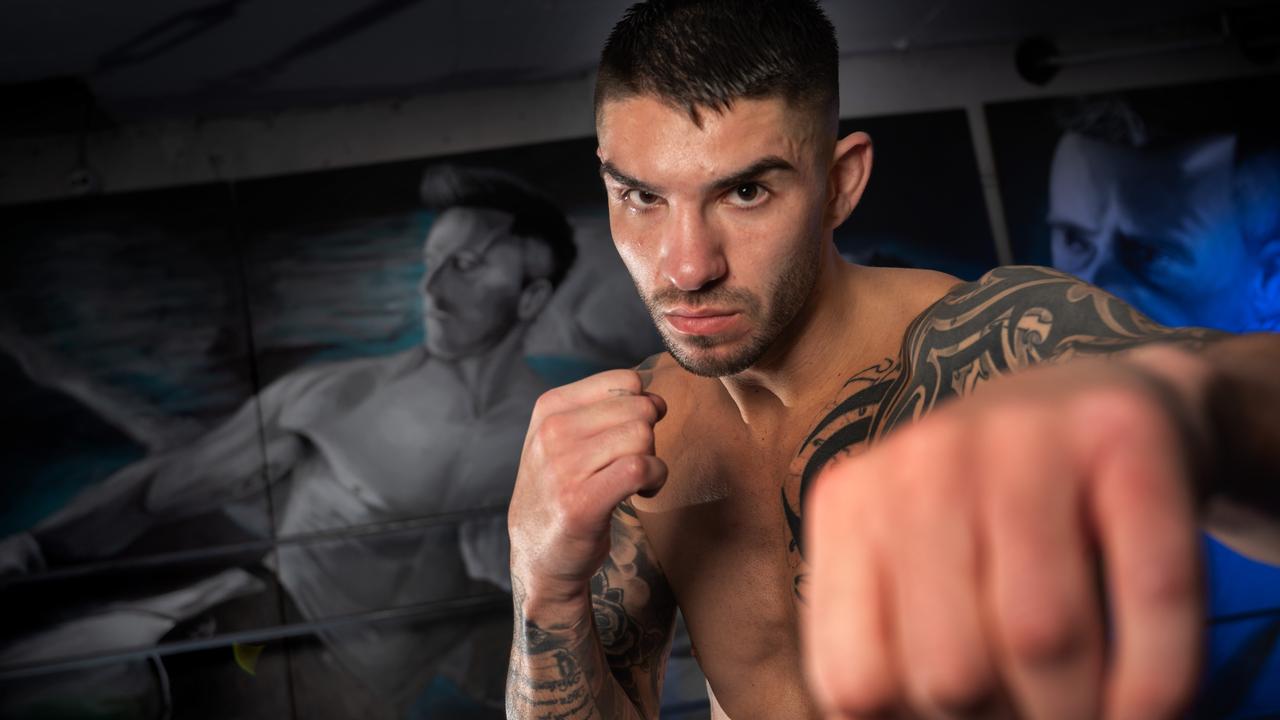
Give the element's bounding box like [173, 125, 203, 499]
[873, 265, 962, 298]
[906, 264, 1222, 356]
[868, 265, 1226, 434]
[859, 265, 964, 330]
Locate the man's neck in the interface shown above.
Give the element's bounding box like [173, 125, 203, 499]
[439, 324, 534, 416]
[719, 247, 871, 426]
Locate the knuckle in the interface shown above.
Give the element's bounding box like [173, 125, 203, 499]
[980, 400, 1047, 440]
[539, 414, 568, 447]
[604, 368, 642, 394]
[1118, 674, 1194, 716]
[1131, 558, 1197, 608]
[1001, 600, 1088, 665]
[805, 464, 843, 516]
[630, 395, 659, 423]
[820, 669, 898, 717]
[624, 419, 653, 446]
[892, 414, 969, 478]
[910, 659, 997, 715]
[617, 455, 647, 482]
[534, 388, 561, 415]
[1074, 385, 1162, 437]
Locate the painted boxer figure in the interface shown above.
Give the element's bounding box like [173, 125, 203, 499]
[506, 1, 1280, 718]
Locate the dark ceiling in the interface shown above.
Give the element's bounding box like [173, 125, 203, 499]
[1, 0, 1275, 131]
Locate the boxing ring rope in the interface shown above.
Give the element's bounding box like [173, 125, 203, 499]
[0, 591, 512, 682]
[0, 503, 508, 589]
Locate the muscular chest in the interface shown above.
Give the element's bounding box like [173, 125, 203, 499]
[633, 359, 912, 713]
[637, 439, 805, 706]
[278, 370, 528, 513]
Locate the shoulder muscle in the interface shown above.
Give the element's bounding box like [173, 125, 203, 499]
[880, 265, 1224, 431]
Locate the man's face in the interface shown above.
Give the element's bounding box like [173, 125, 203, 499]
[419, 207, 528, 359]
[596, 94, 831, 377]
[1048, 132, 1256, 330]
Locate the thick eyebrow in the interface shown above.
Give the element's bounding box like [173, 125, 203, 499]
[600, 161, 662, 196]
[599, 155, 797, 197]
[707, 156, 796, 193]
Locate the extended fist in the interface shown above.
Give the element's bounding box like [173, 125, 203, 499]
[803, 354, 1208, 720]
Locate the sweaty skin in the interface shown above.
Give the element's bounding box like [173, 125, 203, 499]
[509, 264, 1219, 720]
[505, 94, 1277, 719]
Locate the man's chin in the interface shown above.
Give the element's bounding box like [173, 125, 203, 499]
[663, 334, 765, 378]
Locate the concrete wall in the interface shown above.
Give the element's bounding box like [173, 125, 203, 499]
[1, 38, 1271, 207]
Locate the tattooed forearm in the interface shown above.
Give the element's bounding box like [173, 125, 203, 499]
[507, 502, 676, 720]
[592, 500, 677, 715]
[507, 576, 636, 720]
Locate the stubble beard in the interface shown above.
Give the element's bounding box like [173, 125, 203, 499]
[640, 242, 822, 378]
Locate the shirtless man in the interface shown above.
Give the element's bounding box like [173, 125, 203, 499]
[3, 165, 575, 710]
[506, 2, 1280, 718]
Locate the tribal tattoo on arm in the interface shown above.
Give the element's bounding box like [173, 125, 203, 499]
[782, 265, 1224, 596]
[507, 504, 677, 719]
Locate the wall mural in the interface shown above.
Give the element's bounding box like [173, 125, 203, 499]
[988, 74, 1280, 718]
[4, 84, 1273, 718]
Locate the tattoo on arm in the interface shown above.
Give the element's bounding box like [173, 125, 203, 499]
[591, 499, 677, 716]
[882, 265, 1222, 428]
[507, 501, 676, 719]
[782, 265, 1225, 595]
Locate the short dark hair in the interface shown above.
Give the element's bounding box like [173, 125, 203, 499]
[595, 0, 839, 126]
[419, 164, 576, 288]
[1055, 90, 1280, 252]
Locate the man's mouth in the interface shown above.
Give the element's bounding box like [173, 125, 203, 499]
[663, 308, 742, 336]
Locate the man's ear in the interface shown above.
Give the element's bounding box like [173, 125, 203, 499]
[1251, 238, 1280, 330]
[517, 277, 554, 321]
[826, 131, 873, 231]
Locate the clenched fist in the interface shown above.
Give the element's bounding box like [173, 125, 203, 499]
[508, 369, 668, 614]
[803, 350, 1211, 720]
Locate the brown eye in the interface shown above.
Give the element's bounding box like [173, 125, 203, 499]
[728, 183, 767, 208]
[623, 189, 662, 209]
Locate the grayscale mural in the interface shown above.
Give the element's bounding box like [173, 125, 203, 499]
[0, 101, 1185, 718]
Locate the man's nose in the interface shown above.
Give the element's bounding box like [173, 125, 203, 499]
[658, 206, 727, 292]
[420, 265, 448, 304]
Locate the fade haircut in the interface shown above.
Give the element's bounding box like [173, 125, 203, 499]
[1055, 91, 1280, 253]
[419, 164, 576, 288]
[595, 0, 839, 127]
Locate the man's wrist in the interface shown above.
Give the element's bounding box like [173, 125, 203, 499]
[512, 573, 594, 633]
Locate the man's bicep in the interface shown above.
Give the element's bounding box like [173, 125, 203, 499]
[591, 499, 678, 720]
